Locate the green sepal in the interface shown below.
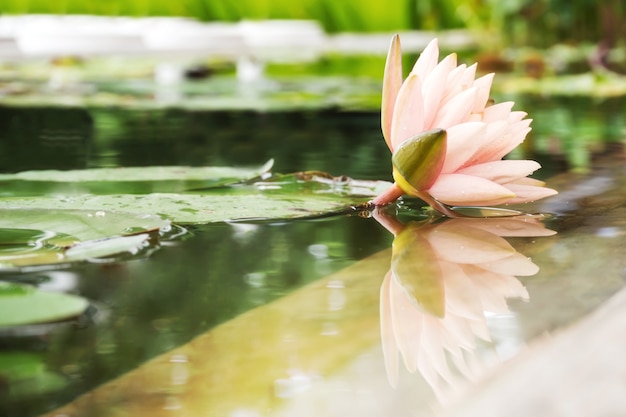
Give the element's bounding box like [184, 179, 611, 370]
[392, 128, 447, 195]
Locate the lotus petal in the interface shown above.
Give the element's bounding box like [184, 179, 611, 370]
[428, 174, 516, 206]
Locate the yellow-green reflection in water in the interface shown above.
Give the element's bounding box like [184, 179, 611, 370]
[44, 214, 558, 417]
[45, 251, 387, 417]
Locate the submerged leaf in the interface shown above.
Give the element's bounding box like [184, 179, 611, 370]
[0, 352, 67, 398]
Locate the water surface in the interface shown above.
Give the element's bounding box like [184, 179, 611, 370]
[0, 98, 625, 416]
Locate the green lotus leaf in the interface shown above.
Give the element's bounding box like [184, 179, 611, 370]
[0, 210, 168, 269]
[0, 209, 169, 242]
[64, 234, 151, 261]
[0, 179, 385, 225]
[0, 160, 274, 196]
[0, 282, 89, 327]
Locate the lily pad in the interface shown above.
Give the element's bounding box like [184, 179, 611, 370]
[0, 233, 153, 270]
[0, 176, 390, 224]
[0, 160, 274, 196]
[0, 209, 169, 242]
[0, 192, 367, 224]
[64, 234, 151, 262]
[0, 282, 89, 327]
[0, 228, 65, 246]
[0, 210, 168, 269]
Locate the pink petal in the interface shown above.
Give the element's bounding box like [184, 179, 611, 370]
[444, 64, 478, 105]
[458, 63, 478, 90]
[470, 120, 532, 163]
[441, 122, 485, 174]
[457, 160, 541, 184]
[468, 121, 508, 163]
[508, 111, 528, 123]
[428, 173, 516, 206]
[445, 64, 467, 97]
[381, 34, 403, 151]
[422, 53, 457, 129]
[411, 38, 439, 81]
[471, 73, 494, 113]
[390, 73, 425, 150]
[503, 183, 558, 203]
[432, 87, 478, 129]
[483, 101, 514, 122]
[511, 177, 546, 186]
[466, 113, 483, 122]
[487, 123, 532, 161]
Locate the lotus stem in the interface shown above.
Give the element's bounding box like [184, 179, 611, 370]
[371, 183, 405, 206]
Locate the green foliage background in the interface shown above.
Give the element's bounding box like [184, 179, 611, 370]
[1, 0, 623, 45]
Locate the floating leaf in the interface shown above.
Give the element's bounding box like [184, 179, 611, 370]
[0, 282, 89, 327]
[257, 172, 392, 197]
[0, 233, 154, 270]
[0, 186, 377, 225]
[0, 209, 169, 242]
[64, 234, 151, 261]
[0, 228, 63, 246]
[0, 160, 274, 196]
[0, 246, 65, 269]
[0, 160, 273, 183]
[0, 210, 168, 269]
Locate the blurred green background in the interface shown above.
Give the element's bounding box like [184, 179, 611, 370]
[0, 0, 623, 47]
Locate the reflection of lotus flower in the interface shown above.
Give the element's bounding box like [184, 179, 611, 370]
[375, 212, 556, 402]
[372, 36, 558, 210]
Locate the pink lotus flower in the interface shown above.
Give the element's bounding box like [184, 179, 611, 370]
[372, 36, 558, 211]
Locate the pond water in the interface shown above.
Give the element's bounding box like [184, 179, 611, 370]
[0, 95, 625, 417]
